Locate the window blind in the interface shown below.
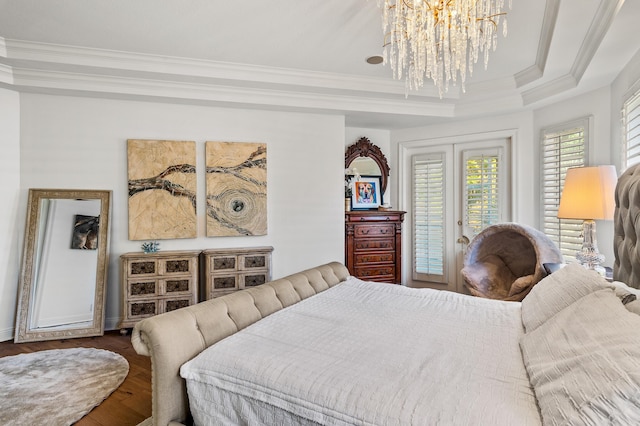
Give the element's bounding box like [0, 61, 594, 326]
[412, 154, 445, 281]
[464, 154, 500, 239]
[541, 125, 585, 262]
[623, 90, 640, 169]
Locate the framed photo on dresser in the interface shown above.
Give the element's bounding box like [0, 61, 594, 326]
[350, 175, 382, 210]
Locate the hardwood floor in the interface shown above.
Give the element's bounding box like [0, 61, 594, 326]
[0, 331, 152, 426]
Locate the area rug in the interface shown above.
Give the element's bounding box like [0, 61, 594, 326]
[137, 417, 153, 426]
[0, 347, 129, 426]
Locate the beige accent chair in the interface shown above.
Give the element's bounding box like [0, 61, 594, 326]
[461, 223, 564, 301]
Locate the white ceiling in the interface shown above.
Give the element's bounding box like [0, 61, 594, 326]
[0, 0, 638, 129]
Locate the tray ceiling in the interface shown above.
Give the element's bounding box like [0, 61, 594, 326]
[0, 0, 638, 129]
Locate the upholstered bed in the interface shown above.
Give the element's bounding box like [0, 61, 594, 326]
[131, 166, 640, 426]
[132, 263, 640, 426]
[132, 262, 351, 425]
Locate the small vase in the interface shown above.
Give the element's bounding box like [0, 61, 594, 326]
[345, 197, 351, 211]
[141, 241, 160, 253]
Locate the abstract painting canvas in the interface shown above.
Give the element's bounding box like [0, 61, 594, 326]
[205, 141, 267, 236]
[127, 139, 197, 240]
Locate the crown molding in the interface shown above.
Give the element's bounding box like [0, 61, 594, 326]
[514, 65, 543, 89]
[0, 38, 459, 119]
[0, 63, 13, 85]
[521, 74, 577, 105]
[1, 0, 624, 127]
[570, 0, 624, 82]
[518, 0, 623, 106]
[514, 0, 559, 88]
[3, 39, 446, 98]
[10, 66, 454, 118]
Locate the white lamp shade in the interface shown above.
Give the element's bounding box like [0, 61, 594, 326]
[557, 165, 617, 220]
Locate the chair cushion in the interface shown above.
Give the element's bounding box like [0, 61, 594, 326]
[462, 255, 516, 299]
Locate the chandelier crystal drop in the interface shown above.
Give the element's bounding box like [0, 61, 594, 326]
[377, 0, 511, 98]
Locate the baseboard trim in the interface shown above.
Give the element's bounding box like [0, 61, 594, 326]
[0, 326, 15, 342]
[1, 318, 123, 341]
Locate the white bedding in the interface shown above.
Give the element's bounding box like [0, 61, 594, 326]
[180, 277, 541, 426]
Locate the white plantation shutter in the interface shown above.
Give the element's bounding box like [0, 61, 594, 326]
[464, 152, 501, 239]
[623, 90, 640, 168]
[413, 153, 446, 282]
[541, 122, 586, 262]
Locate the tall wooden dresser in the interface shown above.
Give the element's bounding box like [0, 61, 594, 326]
[345, 210, 405, 284]
[119, 250, 200, 330]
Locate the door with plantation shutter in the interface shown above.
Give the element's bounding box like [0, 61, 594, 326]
[410, 139, 511, 293]
[412, 152, 448, 284]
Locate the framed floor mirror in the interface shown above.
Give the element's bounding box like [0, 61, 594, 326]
[14, 189, 112, 343]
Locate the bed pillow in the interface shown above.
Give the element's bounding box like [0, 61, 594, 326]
[520, 263, 612, 332]
[520, 289, 640, 426]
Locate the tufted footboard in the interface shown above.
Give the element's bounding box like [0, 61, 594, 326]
[131, 261, 350, 426]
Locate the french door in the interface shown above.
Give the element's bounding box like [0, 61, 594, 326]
[402, 137, 511, 293]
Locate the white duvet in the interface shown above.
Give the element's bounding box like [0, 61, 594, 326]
[180, 277, 541, 426]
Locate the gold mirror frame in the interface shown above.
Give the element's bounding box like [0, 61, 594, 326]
[14, 189, 112, 343]
[345, 137, 390, 194]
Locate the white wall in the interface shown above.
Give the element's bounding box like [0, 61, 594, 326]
[0, 88, 20, 341]
[17, 93, 346, 332]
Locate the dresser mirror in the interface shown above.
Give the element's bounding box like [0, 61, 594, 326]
[345, 137, 390, 194]
[14, 189, 112, 342]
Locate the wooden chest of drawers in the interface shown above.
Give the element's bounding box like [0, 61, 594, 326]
[201, 246, 273, 299]
[119, 250, 200, 330]
[345, 211, 405, 284]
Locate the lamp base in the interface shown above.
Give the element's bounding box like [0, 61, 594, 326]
[576, 219, 606, 276]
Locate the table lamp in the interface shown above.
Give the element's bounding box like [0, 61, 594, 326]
[557, 165, 617, 274]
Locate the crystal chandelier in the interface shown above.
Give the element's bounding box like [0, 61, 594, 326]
[377, 0, 511, 98]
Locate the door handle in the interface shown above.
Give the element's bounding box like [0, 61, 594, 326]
[457, 235, 470, 245]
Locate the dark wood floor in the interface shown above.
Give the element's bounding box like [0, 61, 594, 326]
[0, 331, 152, 426]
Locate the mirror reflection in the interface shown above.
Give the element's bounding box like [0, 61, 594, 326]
[15, 189, 111, 343]
[348, 157, 382, 178]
